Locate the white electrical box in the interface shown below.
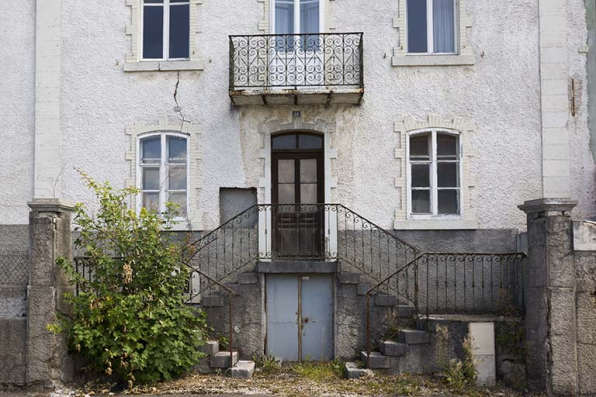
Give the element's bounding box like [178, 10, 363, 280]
[469, 322, 496, 387]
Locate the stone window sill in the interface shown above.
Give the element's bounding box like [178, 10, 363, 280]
[124, 60, 204, 72]
[394, 219, 478, 230]
[392, 54, 475, 67]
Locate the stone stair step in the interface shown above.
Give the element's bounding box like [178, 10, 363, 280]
[339, 272, 360, 285]
[199, 340, 219, 356]
[396, 305, 416, 318]
[375, 294, 397, 306]
[345, 362, 374, 379]
[397, 329, 430, 345]
[379, 341, 408, 356]
[230, 360, 256, 379]
[357, 284, 378, 296]
[211, 351, 239, 368]
[360, 351, 390, 369]
[237, 272, 258, 285]
[201, 295, 224, 307]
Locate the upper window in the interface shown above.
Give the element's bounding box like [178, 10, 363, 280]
[408, 130, 461, 217]
[407, 0, 456, 54]
[139, 133, 188, 217]
[274, 0, 321, 35]
[142, 0, 190, 60]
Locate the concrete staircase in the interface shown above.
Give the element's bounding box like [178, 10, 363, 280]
[196, 340, 256, 379]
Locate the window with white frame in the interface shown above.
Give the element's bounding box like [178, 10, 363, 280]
[408, 130, 461, 217]
[142, 0, 190, 60]
[139, 133, 188, 217]
[407, 0, 456, 54]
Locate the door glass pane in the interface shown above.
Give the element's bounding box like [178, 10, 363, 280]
[142, 167, 160, 190]
[143, 193, 160, 211]
[272, 134, 297, 149]
[278, 184, 295, 204]
[168, 136, 187, 163]
[278, 160, 295, 183]
[300, 0, 319, 33]
[433, 0, 455, 53]
[438, 190, 459, 214]
[411, 164, 430, 187]
[412, 190, 431, 214]
[168, 192, 187, 216]
[437, 162, 459, 187]
[410, 133, 430, 160]
[437, 133, 458, 159]
[141, 136, 161, 163]
[169, 4, 190, 58]
[300, 184, 317, 203]
[168, 165, 187, 190]
[275, 0, 294, 35]
[300, 159, 317, 183]
[298, 134, 323, 149]
[143, 5, 164, 59]
[407, 0, 428, 53]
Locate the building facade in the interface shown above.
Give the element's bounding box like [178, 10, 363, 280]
[1, 0, 595, 387]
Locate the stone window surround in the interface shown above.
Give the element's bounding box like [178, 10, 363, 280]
[394, 115, 477, 230]
[124, 0, 204, 72]
[125, 118, 203, 231]
[257, 117, 338, 259]
[258, 0, 337, 33]
[392, 0, 475, 67]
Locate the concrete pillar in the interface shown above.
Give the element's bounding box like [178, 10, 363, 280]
[26, 198, 74, 389]
[519, 198, 578, 395]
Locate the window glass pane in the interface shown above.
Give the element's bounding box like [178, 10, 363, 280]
[168, 136, 187, 163]
[272, 134, 297, 149]
[170, 0, 188, 2]
[437, 133, 458, 159]
[141, 136, 161, 163]
[143, 167, 160, 190]
[169, 4, 190, 58]
[168, 192, 187, 217]
[275, 0, 294, 35]
[300, 159, 317, 183]
[144, 0, 163, 3]
[143, 5, 164, 59]
[433, 0, 455, 53]
[298, 134, 323, 149]
[278, 160, 295, 183]
[407, 0, 428, 53]
[412, 190, 431, 214]
[143, 193, 160, 212]
[437, 162, 459, 187]
[300, 0, 319, 34]
[278, 184, 295, 204]
[410, 133, 430, 159]
[168, 165, 187, 190]
[412, 164, 430, 188]
[300, 184, 317, 203]
[438, 190, 459, 214]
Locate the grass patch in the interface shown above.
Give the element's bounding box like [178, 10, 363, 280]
[291, 360, 345, 382]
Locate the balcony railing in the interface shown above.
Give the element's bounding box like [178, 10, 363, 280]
[229, 33, 364, 92]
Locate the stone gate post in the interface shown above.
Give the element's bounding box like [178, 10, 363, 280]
[27, 199, 74, 388]
[519, 198, 578, 395]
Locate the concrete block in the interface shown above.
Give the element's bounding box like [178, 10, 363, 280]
[237, 272, 258, 284]
[360, 351, 390, 369]
[339, 273, 360, 284]
[202, 295, 224, 307]
[199, 340, 219, 356]
[345, 362, 374, 379]
[357, 284, 377, 296]
[398, 329, 429, 345]
[396, 305, 415, 318]
[230, 360, 255, 379]
[211, 351, 239, 368]
[375, 295, 397, 307]
[380, 341, 408, 356]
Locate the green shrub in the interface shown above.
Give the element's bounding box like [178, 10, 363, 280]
[56, 174, 207, 386]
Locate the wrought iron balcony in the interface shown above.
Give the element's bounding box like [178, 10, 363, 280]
[229, 33, 364, 106]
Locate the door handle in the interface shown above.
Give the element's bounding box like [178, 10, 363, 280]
[303, 317, 309, 323]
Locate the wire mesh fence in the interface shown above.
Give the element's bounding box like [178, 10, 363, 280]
[0, 251, 29, 286]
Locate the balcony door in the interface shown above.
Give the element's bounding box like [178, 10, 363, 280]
[272, 132, 325, 259]
[271, 0, 324, 87]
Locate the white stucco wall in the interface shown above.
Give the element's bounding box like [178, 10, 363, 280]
[2, 0, 594, 233]
[0, 0, 35, 224]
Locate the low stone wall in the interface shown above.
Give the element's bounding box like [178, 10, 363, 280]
[0, 318, 27, 386]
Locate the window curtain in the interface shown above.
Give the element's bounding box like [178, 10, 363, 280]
[300, 0, 319, 34]
[433, 0, 455, 53]
[275, 0, 294, 35]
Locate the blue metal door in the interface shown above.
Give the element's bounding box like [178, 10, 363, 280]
[266, 274, 333, 361]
